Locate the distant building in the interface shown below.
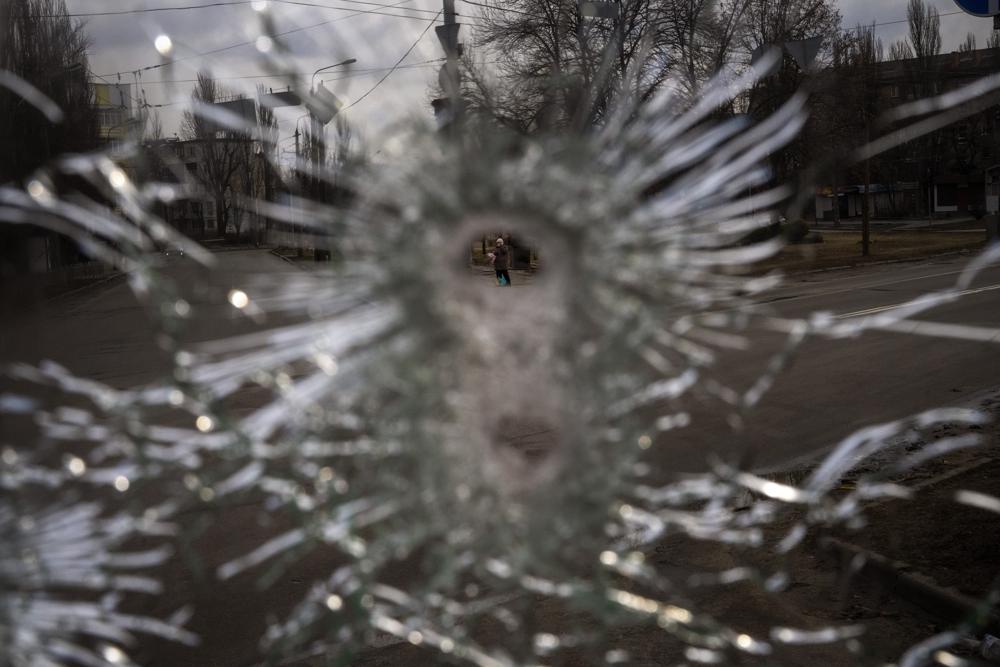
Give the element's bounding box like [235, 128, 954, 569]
[145, 137, 273, 241]
[94, 82, 137, 150]
[814, 47, 1000, 221]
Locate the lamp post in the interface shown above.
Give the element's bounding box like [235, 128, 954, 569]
[102, 117, 138, 151]
[307, 57, 354, 261]
[311, 58, 356, 92]
[308, 58, 355, 173]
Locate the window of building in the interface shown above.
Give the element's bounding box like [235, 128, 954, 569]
[98, 108, 126, 128]
[937, 184, 958, 207]
[956, 123, 969, 145]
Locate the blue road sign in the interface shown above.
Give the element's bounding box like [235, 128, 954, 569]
[953, 0, 1000, 17]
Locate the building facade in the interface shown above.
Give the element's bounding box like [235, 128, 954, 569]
[93, 82, 137, 151]
[814, 47, 1000, 221]
[147, 137, 272, 241]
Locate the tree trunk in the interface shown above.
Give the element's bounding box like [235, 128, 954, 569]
[216, 196, 226, 239]
[832, 168, 841, 228]
[928, 175, 935, 227]
[862, 152, 871, 257]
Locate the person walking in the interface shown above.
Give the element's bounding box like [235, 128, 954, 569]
[488, 237, 512, 286]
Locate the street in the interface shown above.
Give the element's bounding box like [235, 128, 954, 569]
[4, 248, 999, 472]
[3, 248, 1000, 665]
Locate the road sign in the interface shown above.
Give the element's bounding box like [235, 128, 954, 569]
[309, 82, 342, 126]
[952, 0, 1000, 17]
[435, 23, 461, 54]
[259, 90, 301, 108]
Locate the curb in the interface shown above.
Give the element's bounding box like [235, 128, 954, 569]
[820, 535, 1000, 635]
[790, 248, 980, 276]
[208, 245, 270, 253]
[268, 248, 306, 270]
[43, 270, 126, 305]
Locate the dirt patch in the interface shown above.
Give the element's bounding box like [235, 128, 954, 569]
[760, 390, 1000, 664]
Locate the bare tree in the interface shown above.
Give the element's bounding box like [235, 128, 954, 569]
[181, 74, 244, 238]
[0, 0, 97, 273]
[463, 0, 841, 132]
[331, 114, 353, 174]
[668, 0, 753, 99]
[888, 39, 914, 61]
[143, 108, 164, 142]
[252, 85, 278, 245]
[742, 0, 841, 187]
[0, 0, 96, 184]
[959, 32, 977, 53]
[906, 0, 941, 220]
[845, 23, 882, 256]
[741, 0, 842, 118]
[740, 0, 841, 56]
[467, 0, 680, 131]
[989, 31, 1000, 49]
[907, 0, 941, 61]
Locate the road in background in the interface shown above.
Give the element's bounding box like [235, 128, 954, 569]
[666, 256, 1000, 473]
[3, 249, 999, 473]
[3, 248, 999, 664]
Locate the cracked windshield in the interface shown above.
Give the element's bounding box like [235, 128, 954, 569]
[4, 0, 1000, 665]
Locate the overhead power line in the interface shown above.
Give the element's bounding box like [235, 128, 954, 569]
[53, 0, 450, 19]
[123, 58, 444, 84]
[844, 10, 966, 32]
[85, 1, 975, 83]
[117, 59, 444, 108]
[460, 0, 971, 35]
[94, 0, 422, 78]
[343, 8, 440, 110]
[457, 0, 535, 17]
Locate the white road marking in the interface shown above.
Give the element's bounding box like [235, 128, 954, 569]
[764, 264, 998, 312]
[834, 283, 1000, 320]
[870, 319, 1000, 343]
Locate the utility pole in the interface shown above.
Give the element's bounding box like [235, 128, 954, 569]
[578, 1, 623, 127]
[293, 125, 301, 255]
[434, 0, 462, 129]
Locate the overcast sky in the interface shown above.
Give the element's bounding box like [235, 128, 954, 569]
[70, 0, 999, 154]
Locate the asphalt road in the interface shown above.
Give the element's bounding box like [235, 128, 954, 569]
[4, 248, 999, 474]
[665, 255, 1000, 473]
[3, 248, 1000, 665]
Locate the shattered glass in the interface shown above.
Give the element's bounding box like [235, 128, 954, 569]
[3, 3, 1000, 666]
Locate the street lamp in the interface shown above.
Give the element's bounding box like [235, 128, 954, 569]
[304, 57, 354, 262]
[311, 58, 356, 91]
[103, 117, 138, 150]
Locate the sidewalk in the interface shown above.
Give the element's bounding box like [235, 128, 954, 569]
[468, 263, 539, 286]
[812, 216, 982, 231]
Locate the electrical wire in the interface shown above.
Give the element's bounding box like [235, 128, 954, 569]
[343, 8, 440, 110]
[843, 10, 967, 32]
[126, 58, 444, 84]
[459, 0, 972, 35]
[119, 60, 442, 108]
[94, 0, 419, 77]
[88, 1, 975, 89]
[52, 0, 446, 19]
[458, 0, 535, 18]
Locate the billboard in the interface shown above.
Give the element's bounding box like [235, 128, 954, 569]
[94, 83, 132, 111]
